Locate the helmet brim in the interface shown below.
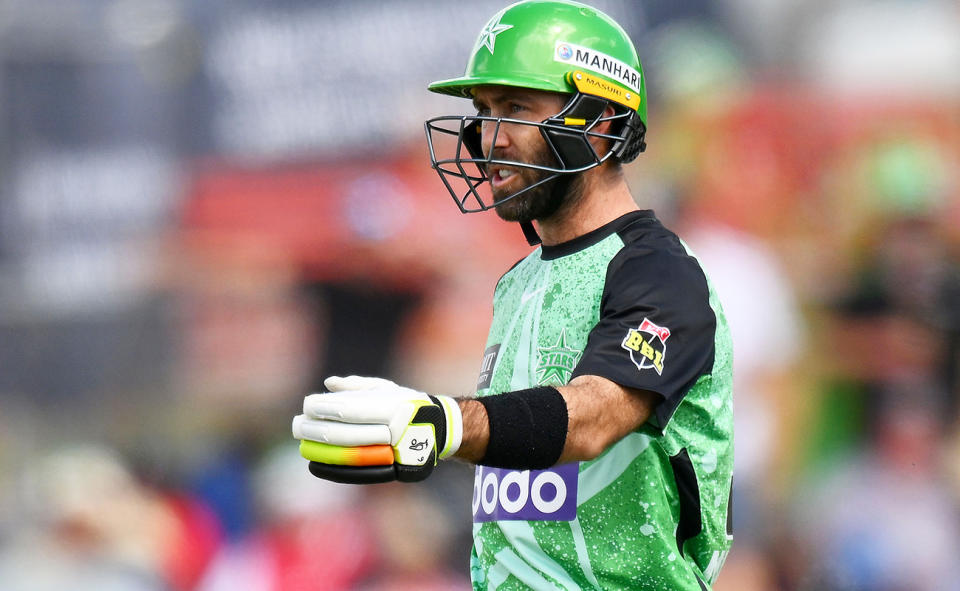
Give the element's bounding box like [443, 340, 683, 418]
[428, 74, 570, 99]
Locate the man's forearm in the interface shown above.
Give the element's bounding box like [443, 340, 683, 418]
[453, 376, 658, 468]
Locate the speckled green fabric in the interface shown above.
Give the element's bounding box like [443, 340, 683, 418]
[470, 229, 733, 591]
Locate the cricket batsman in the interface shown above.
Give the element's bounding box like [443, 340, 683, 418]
[293, 1, 734, 589]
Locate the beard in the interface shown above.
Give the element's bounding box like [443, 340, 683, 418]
[489, 146, 583, 224]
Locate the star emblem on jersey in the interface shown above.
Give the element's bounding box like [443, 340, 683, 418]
[476, 13, 513, 55]
[536, 329, 582, 386]
[622, 318, 670, 375]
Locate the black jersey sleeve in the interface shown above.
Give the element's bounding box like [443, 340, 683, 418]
[571, 234, 716, 429]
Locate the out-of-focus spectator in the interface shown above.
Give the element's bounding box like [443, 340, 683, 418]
[817, 130, 959, 455]
[681, 222, 806, 530]
[0, 445, 218, 591]
[787, 123, 960, 590]
[357, 484, 471, 591]
[197, 445, 377, 591]
[793, 386, 960, 591]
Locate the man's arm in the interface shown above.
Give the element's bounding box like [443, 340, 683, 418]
[455, 374, 659, 464]
[294, 374, 659, 483]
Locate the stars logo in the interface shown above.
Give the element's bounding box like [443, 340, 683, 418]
[536, 329, 582, 386]
[476, 13, 513, 55]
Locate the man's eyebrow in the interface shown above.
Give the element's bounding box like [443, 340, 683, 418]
[472, 91, 523, 112]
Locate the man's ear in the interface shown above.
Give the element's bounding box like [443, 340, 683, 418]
[586, 104, 618, 152]
[594, 104, 617, 134]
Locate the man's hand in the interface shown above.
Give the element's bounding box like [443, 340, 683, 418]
[292, 376, 463, 484]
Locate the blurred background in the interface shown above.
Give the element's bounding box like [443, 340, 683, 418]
[0, 0, 957, 589]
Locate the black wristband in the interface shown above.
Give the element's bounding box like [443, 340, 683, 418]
[477, 386, 568, 470]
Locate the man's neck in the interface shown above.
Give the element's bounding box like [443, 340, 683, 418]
[536, 167, 638, 246]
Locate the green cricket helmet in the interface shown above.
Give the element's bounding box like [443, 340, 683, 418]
[424, 0, 647, 224]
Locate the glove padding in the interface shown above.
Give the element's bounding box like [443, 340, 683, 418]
[292, 376, 463, 484]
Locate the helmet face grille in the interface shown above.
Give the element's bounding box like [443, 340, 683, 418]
[424, 97, 640, 213]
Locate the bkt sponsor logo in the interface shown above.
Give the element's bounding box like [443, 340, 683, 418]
[472, 463, 579, 522]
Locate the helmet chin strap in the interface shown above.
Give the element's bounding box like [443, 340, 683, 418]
[520, 221, 541, 246]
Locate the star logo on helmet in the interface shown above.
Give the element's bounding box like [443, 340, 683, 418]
[476, 13, 513, 55]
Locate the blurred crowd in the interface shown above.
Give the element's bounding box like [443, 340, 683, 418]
[0, 1, 958, 590]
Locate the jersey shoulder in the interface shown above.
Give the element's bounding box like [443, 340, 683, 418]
[605, 214, 712, 307]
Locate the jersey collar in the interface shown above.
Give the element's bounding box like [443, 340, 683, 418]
[540, 210, 656, 260]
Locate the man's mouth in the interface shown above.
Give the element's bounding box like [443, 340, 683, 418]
[490, 167, 517, 188]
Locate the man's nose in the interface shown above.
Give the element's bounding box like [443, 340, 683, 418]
[480, 119, 510, 156]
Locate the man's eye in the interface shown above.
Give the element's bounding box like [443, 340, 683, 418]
[510, 104, 525, 114]
[476, 108, 490, 117]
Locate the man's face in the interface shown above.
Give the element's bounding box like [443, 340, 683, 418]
[471, 86, 578, 223]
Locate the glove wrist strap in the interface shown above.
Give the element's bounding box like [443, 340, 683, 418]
[429, 395, 463, 459]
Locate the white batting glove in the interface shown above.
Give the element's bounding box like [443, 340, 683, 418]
[292, 376, 463, 484]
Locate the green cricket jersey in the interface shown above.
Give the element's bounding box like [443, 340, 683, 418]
[470, 210, 734, 590]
